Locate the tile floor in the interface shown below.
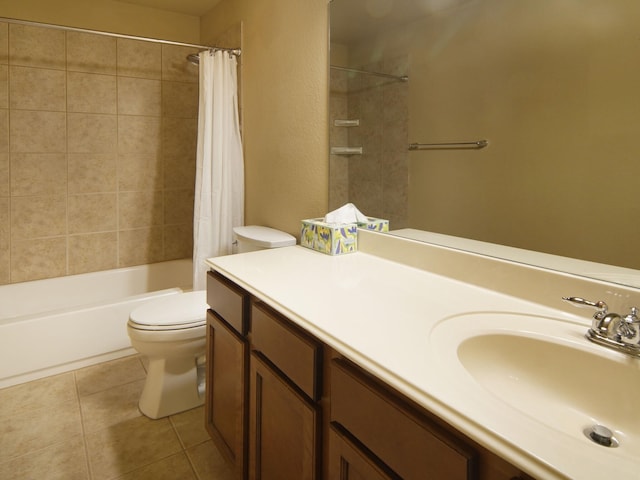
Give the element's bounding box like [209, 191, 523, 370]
[0, 355, 234, 480]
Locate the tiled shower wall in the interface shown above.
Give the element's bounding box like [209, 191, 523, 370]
[328, 57, 409, 229]
[0, 22, 200, 285]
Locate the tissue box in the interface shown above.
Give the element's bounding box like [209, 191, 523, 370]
[300, 218, 358, 255]
[358, 217, 389, 232]
[300, 217, 390, 255]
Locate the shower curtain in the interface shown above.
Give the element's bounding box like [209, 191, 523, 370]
[193, 50, 244, 291]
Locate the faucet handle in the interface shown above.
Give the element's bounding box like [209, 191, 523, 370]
[562, 296, 609, 319]
[619, 307, 640, 344]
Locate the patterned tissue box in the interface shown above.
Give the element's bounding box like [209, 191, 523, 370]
[358, 217, 389, 232]
[300, 218, 358, 255]
[300, 217, 389, 255]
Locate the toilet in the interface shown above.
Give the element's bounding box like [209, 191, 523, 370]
[127, 226, 296, 419]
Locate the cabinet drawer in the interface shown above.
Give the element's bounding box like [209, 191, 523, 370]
[251, 302, 321, 401]
[207, 270, 249, 335]
[331, 359, 475, 480]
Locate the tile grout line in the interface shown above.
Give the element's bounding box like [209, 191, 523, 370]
[73, 369, 95, 480]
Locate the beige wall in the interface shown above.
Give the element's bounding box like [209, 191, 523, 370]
[0, 0, 201, 43]
[201, 0, 329, 237]
[0, 21, 199, 284]
[340, 0, 640, 269]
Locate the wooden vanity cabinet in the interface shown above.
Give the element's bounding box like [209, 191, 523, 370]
[205, 271, 250, 480]
[249, 301, 323, 480]
[205, 272, 536, 480]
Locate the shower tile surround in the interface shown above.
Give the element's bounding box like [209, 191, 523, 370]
[0, 22, 200, 284]
[329, 56, 409, 228]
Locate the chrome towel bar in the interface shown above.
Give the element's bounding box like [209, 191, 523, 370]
[408, 140, 488, 150]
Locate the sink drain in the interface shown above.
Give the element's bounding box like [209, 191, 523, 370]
[584, 424, 619, 448]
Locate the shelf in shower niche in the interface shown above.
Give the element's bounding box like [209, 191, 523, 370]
[331, 147, 363, 155]
[333, 119, 360, 127]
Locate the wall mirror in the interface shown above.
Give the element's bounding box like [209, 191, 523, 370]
[329, 0, 640, 288]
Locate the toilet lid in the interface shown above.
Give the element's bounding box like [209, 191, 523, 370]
[129, 291, 207, 330]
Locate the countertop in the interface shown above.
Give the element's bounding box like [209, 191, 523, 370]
[206, 230, 640, 480]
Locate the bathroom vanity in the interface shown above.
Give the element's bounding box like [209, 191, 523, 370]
[205, 230, 640, 479]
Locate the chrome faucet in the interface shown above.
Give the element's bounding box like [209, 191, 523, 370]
[562, 296, 640, 358]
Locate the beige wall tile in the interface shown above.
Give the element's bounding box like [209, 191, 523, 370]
[164, 189, 193, 225]
[67, 72, 117, 114]
[10, 237, 67, 282]
[0, 109, 7, 152]
[67, 31, 116, 75]
[10, 110, 66, 153]
[162, 81, 198, 118]
[0, 152, 7, 196]
[0, 246, 8, 284]
[164, 224, 192, 260]
[68, 153, 117, 194]
[68, 193, 117, 234]
[10, 153, 67, 196]
[0, 197, 8, 285]
[11, 195, 66, 239]
[118, 77, 161, 116]
[119, 191, 163, 229]
[161, 44, 199, 83]
[10, 66, 66, 111]
[118, 227, 163, 267]
[0, 65, 7, 109]
[117, 38, 161, 80]
[118, 153, 163, 191]
[68, 232, 117, 275]
[162, 117, 197, 158]
[9, 24, 65, 70]
[118, 116, 161, 154]
[164, 153, 195, 190]
[68, 113, 117, 153]
[0, 22, 7, 64]
[0, 25, 202, 284]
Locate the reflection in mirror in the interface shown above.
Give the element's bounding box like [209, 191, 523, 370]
[329, 0, 640, 288]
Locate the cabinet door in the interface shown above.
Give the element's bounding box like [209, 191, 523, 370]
[206, 311, 248, 479]
[328, 424, 400, 480]
[249, 352, 320, 480]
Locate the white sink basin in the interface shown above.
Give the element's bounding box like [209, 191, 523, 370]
[429, 312, 640, 468]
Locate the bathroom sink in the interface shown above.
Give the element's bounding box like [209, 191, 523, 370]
[429, 313, 640, 456]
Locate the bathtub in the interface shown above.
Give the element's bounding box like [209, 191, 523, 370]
[0, 259, 193, 389]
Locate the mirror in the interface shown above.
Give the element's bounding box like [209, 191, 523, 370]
[329, 0, 640, 288]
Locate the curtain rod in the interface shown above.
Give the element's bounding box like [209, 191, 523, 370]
[0, 16, 241, 54]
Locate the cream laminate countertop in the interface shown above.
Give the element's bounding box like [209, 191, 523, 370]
[206, 230, 640, 480]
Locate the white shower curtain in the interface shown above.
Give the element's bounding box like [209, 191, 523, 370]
[192, 50, 244, 291]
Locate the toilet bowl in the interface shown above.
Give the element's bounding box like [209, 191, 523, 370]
[127, 290, 208, 419]
[127, 226, 296, 419]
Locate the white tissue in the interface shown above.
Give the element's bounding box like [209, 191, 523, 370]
[323, 203, 368, 224]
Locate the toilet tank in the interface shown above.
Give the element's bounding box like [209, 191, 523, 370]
[233, 226, 296, 253]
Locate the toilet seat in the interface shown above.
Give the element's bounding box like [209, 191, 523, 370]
[128, 290, 207, 332]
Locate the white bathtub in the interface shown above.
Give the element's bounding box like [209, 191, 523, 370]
[0, 259, 193, 389]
